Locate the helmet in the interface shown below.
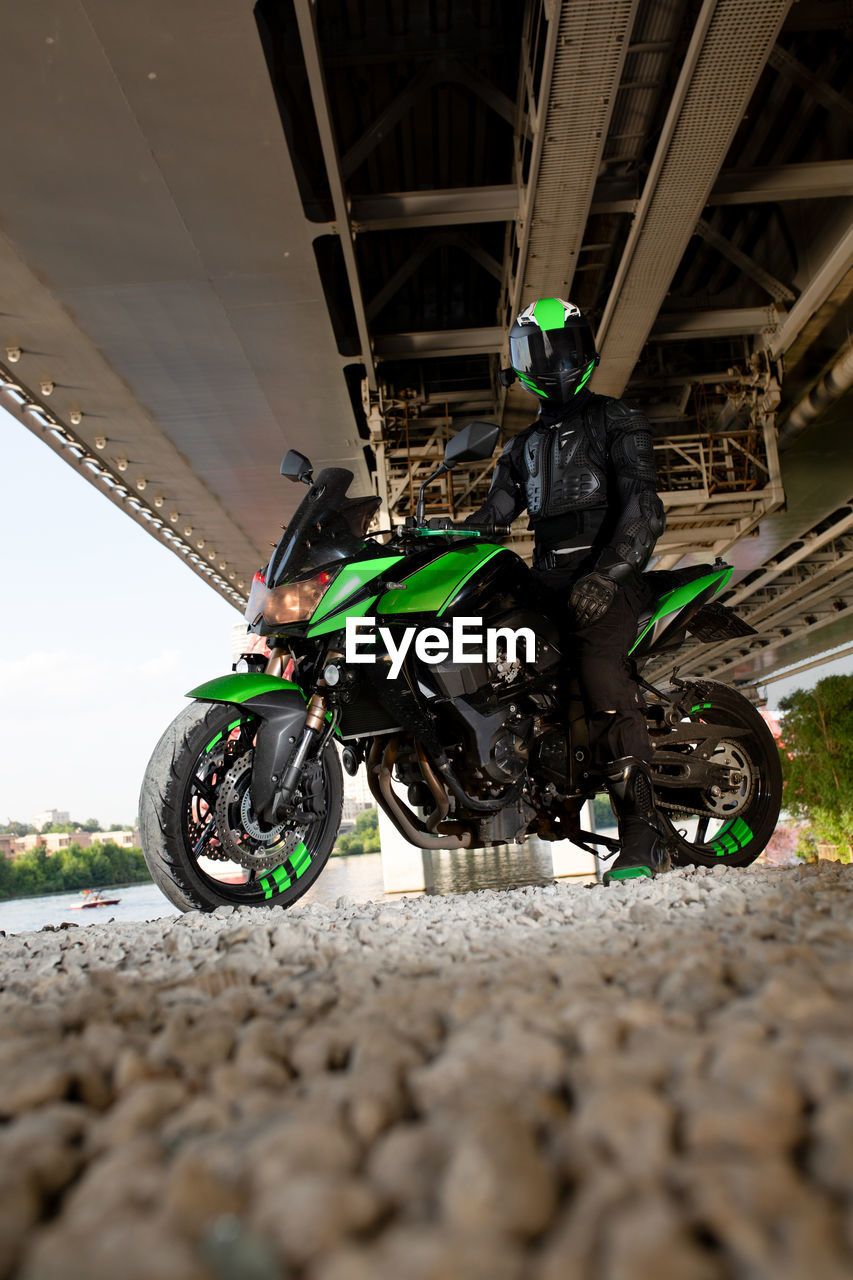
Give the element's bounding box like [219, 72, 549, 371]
[508, 297, 599, 405]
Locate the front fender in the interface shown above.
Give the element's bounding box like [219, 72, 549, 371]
[187, 673, 306, 704]
[187, 674, 308, 823]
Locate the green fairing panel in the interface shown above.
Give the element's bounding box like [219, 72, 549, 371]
[310, 556, 403, 623]
[630, 568, 733, 655]
[187, 674, 304, 703]
[307, 594, 379, 638]
[378, 543, 505, 615]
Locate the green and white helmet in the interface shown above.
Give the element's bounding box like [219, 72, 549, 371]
[509, 297, 599, 406]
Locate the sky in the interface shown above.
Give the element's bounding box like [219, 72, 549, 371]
[0, 407, 241, 826]
[1, 403, 850, 826]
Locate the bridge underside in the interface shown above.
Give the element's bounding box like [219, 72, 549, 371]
[2, 0, 852, 685]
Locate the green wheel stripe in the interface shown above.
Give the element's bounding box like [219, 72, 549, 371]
[259, 841, 313, 898]
[290, 841, 312, 878]
[205, 718, 245, 755]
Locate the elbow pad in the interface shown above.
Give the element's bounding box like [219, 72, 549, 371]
[598, 490, 666, 582]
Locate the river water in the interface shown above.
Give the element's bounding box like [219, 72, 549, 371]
[0, 843, 583, 935]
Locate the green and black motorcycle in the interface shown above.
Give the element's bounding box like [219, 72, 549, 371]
[140, 422, 782, 912]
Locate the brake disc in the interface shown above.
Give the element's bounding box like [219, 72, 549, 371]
[214, 752, 306, 872]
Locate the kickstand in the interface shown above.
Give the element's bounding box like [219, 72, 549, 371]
[572, 828, 621, 863]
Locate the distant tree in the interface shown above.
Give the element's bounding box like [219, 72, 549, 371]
[591, 794, 616, 829]
[0, 821, 32, 836]
[0, 839, 151, 900]
[42, 822, 76, 834]
[336, 807, 380, 855]
[82, 818, 101, 832]
[779, 674, 853, 849]
[109, 824, 125, 832]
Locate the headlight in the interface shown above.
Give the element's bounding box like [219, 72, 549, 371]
[245, 569, 338, 627]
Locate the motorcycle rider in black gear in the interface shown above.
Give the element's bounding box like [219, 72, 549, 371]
[466, 297, 668, 883]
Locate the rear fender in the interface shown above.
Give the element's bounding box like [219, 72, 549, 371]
[187, 674, 308, 822]
[631, 567, 733, 658]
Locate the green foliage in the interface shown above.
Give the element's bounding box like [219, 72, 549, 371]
[0, 820, 33, 836]
[335, 807, 381, 856]
[82, 818, 102, 832]
[591, 794, 616, 829]
[779, 674, 853, 848]
[0, 841, 151, 901]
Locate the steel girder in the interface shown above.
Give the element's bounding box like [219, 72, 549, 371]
[594, 0, 794, 397]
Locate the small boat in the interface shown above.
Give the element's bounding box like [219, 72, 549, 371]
[70, 888, 121, 910]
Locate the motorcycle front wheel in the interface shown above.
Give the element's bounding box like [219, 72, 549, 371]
[139, 700, 342, 912]
[652, 681, 782, 868]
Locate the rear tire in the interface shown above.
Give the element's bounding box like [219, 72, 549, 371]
[139, 700, 342, 912]
[652, 681, 781, 868]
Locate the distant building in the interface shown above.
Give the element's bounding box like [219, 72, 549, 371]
[232, 623, 270, 665]
[0, 829, 140, 859]
[341, 768, 374, 825]
[32, 809, 70, 831]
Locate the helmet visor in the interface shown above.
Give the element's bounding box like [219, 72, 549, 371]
[510, 326, 594, 380]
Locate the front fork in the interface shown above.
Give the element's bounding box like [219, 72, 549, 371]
[270, 692, 329, 816]
[257, 645, 338, 821]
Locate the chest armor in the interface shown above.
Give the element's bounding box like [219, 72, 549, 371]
[522, 410, 608, 520]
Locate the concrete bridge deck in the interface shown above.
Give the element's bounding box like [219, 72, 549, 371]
[1, 864, 851, 1279]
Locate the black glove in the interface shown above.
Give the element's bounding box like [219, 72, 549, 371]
[569, 572, 617, 629]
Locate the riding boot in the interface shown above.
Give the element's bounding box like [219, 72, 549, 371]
[602, 756, 671, 885]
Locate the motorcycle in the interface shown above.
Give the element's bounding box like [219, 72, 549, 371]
[139, 421, 782, 912]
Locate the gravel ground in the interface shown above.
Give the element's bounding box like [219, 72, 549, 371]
[1, 863, 852, 1280]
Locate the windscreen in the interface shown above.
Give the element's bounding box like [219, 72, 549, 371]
[266, 467, 363, 585]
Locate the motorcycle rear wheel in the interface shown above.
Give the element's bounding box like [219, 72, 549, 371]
[652, 681, 782, 868]
[139, 700, 342, 912]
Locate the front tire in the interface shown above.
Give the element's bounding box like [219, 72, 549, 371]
[652, 681, 782, 868]
[139, 700, 342, 912]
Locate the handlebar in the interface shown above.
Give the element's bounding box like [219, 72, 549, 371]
[425, 517, 511, 537]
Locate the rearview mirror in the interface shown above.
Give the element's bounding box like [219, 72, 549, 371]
[444, 421, 500, 468]
[281, 450, 314, 484]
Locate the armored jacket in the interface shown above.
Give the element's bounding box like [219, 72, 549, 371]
[467, 393, 665, 584]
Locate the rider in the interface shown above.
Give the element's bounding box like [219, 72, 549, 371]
[466, 297, 667, 883]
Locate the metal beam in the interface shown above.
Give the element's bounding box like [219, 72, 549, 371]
[341, 58, 520, 182]
[650, 307, 780, 341]
[695, 218, 796, 302]
[351, 185, 518, 233]
[511, 0, 640, 312]
[366, 234, 445, 322]
[341, 63, 438, 180]
[595, 0, 793, 397]
[769, 220, 853, 357]
[374, 328, 504, 361]
[709, 158, 853, 204]
[592, 160, 853, 214]
[293, 0, 376, 388]
[769, 43, 853, 132]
